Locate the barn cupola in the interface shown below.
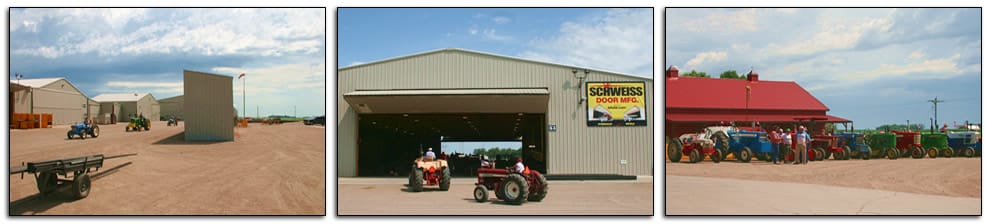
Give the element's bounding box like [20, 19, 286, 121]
[747, 69, 759, 82]
[666, 65, 679, 78]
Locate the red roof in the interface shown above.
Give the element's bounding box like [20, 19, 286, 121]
[666, 76, 828, 111]
[665, 113, 850, 123]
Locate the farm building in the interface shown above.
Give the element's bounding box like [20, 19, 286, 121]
[92, 93, 160, 123]
[338, 48, 654, 177]
[183, 70, 234, 141]
[159, 95, 184, 120]
[9, 77, 92, 125]
[664, 65, 850, 138]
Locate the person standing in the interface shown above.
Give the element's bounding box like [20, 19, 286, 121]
[768, 127, 782, 164]
[795, 126, 812, 165]
[781, 128, 792, 164]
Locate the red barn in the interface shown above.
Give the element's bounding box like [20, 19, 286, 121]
[664, 66, 850, 138]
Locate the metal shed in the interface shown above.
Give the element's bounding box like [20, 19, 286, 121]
[92, 93, 160, 123]
[159, 95, 184, 120]
[9, 78, 90, 125]
[338, 48, 654, 177]
[183, 70, 234, 141]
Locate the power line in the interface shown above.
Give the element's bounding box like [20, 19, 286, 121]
[929, 97, 944, 133]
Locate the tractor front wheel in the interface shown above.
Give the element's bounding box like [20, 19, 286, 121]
[688, 150, 700, 163]
[738, 147, 752, 163]
[499, 173, 530, 204]
[943, 147, 954, 158]
[912, 146, 925, 159]
[668, 139, 683, 162]
[887, 148, 899, 160]
[90, 126, 100, 138]
[963, 147, 975, 157]
[473, 185, 489, 202]
[928, 148, 938, 158]
[67, 132, 73, 139]
[527, 174, 548, 202]
[711, 149, 722, 163]
[862, 150, 870, 160]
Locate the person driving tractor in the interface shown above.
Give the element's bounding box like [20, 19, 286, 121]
[425, 148, 436, 161]
[480, 155, 493, 168]
[513, 157, 525, 173]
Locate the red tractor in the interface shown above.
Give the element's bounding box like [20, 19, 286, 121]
[473, 167, 547, 205]
[893, 130, 926, 159]
[811, 135, 851, 160]
[408, 157, 451, 192]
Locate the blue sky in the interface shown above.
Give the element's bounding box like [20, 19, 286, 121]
[666, 8, 982, 129]
[9, 8, 326, 117]
[339, 8, 654, 78]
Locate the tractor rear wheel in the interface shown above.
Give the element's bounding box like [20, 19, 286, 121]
[67, 132, 73, 139]
[688, 150, 700, 163]
[409, 168, 423, 192]
[668, 138, 683, 162]
[527, 174, 548, 202]
[499, 173, 529, 204]
[73, 173, 91, 199]
[439, 168, 451, 191]
[712, 131, 730, 160]
[816, 148, 826, 161]
[473, 185, 489, 202]
[927, 148, 938, 158]
[711, 150, 722, 163]
[738, 147, 752, 163]
[843, 146, 852, 160]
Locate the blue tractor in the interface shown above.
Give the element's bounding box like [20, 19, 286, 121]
[835, 132, 871, 160]
[67, 122, 99, 139]
[718, 130, 776, 163]
[947, 132, 981, 157]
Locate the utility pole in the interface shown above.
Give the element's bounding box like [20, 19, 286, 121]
[929, 97, 944, 133]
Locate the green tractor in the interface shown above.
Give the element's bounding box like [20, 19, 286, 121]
[866, 133, 901, 160]
[921, 133, 953, 158]
[125, 116, 150, 132]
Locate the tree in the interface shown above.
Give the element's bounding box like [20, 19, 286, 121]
[719, 70, 746, 79]
[682, 70, 709, 78]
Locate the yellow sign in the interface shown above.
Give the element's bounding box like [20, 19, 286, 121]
[585, 82, 647, 126]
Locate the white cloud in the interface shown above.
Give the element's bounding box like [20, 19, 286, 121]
[482, 29, 510, 41]
[682, 9, 759, 33]
[808, 54, 967, 92]
[492, 16, 511, 24]
[347, 61, 365, 66]
[10, 8, 324, 59]
[765, 14, 891, 56]
[776, 8, 799, 14]
[518, 8, 653, 77]
[685, 51, 728, 70]
[469, 27, 478, 35]
[909, 50, 926, 60]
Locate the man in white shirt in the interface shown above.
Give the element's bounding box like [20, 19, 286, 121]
[514, 157, 525, 173]
[425, 148, 436, 161]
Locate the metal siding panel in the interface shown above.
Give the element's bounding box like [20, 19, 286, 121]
[184, 71, 233, 141]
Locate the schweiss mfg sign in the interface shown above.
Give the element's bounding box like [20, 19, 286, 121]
[585, 82, 647, 126]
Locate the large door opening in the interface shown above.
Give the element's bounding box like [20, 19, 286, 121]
[356, 113, 546, 177]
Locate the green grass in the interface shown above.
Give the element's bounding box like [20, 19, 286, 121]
[280, 117, 305, 122]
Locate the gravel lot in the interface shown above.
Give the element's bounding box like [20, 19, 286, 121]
[338, 177, 654, 215]
[8, 121, 325, 215]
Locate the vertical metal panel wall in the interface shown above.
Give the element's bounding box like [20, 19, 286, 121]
[160, 96, 184, 118]
[184, 70, 234, 141]
[33, 80, 87, 125]
[338, 49, 653, 176]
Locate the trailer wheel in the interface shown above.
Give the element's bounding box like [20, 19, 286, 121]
[668, 138, 683, 162]
[927, 147, 938, 158]
[473, 185, 489, 202]
[499, 173, 529, 204]
[439, 167, 451, 191]
[738, 147, 752, 163]
[711, 149, 722, 163]
[73, 173, 91, 199]
[36, 173, 58, 195]
[527, 174, 548, 202]
[409, 168, 423, 192]
[887, 148, 899, 160]
[688, 149, 700, 163]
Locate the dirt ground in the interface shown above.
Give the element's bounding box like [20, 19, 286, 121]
[666, 158, 981, 198]
[337, 178, 653, 215]
[8, 121, 325, 215]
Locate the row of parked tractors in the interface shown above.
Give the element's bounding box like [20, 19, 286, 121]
[667, 126, 982, 163]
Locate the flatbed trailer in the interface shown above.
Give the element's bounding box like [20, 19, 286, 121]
[10, 153, 137, 199]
